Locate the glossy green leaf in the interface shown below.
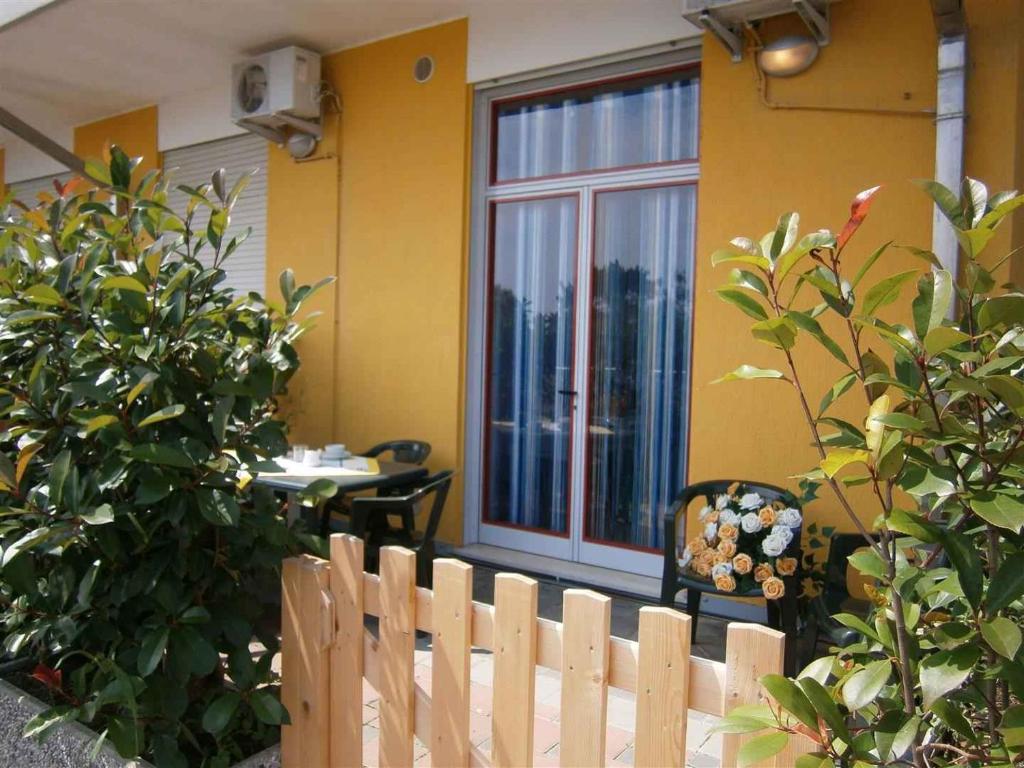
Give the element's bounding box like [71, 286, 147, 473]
[760, 674, 818, 730]
[842, 659, 891, 710]
[202, 692, 241, 735]
[971, 490, 1024, 533]
[987, 553, 1024, 613]
[941, 530, 983, 610]
[728, 268, 769, 296]
[850, 241, 892, 289]
[923, 326, 970, 357]
[751, 317, 797, 350]
[138, 627, 169, 676]
[921, 645, 981, 707]
[126, 372, 158, 405]
[131, 443, 194, 468]
[911, 269, 953, 336]
[137, 404, 185, 428]
[80, 503, 115, 525]
[787, 311, 849, 365]
[714, 365, 787, 384]
[101, 275, 148, 294]
[250, 689, 288, 725]
[981, 616, 1022, 659]
[820, 448, 869, 478]
[861, 270, 918, 316]
[737, 732, 788, 768]
[917, 179, 964, 228]
[197, 488, 240, 526]
[717, 288, 768, 320]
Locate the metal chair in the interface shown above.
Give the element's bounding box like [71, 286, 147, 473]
[349, 470, 454, 587]
[362, 440, 432, 465]
[660, 479, 802, 673]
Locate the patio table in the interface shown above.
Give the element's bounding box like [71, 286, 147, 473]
[253, 457, 429, 536]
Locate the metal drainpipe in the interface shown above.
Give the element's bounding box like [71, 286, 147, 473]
[931, 2, 968, 287]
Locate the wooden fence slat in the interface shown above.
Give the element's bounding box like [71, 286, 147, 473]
[492, 573, 539, 768]
[431, 559, 474, 768]
[281, 556, 331, 768]
[330, 535, 364, 768]
[360, 571, 729, 716]
[634, 607, 691, 768]
[379, 546, 417, 768]
[559, 589, 611, 767]
[721, 623, 786, 768]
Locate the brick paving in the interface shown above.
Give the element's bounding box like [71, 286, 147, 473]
[355, 562, 730, 767]
[358, 639, 724, 768]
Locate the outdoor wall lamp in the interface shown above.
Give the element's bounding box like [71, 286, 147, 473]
[756, 34, 820, 76]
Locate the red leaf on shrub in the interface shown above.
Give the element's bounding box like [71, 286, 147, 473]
[837, 185, 882, 251]
[31, 663, 62, 690]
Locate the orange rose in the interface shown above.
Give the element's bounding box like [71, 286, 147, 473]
[775, 557, 798, 576]
[688, 537, 708, 555]
[733, 553, 753, 574]
[712, 552, 729, 567]
[717, 539, 737, 558]
[753, 562, 774, 583]
[694, 553, 714, 577]
[762, 576, 786, 599]
[718, 523, 739, 540]
[758, 506, 777, 527]
[714, 574, 737, 592]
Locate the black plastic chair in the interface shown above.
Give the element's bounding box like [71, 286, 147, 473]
[660, 480, 802, 672]
[349, 470, 454, 587]
[362, 440, 432, 465]
[805, 532, 878, 655]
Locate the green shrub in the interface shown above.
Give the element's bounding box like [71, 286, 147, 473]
[0, 148, 332, 767]
[712, 180, 1024, 767]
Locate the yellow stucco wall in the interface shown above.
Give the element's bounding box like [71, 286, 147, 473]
[73, 105, 160, 181]
[265, 118, 341, 447]
[265, 19, 471, 543]
[330, 19, 470, 544]
[689, 0, 1024, 539]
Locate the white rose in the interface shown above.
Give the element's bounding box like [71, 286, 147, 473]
[719, 510, 742, 527]
[678, 548, 693, 569]
[739, 492, 764, 510]
[771, 525, 794, 546]
[715, 494, 731, 510]
[762, 534, 786, 557]
[711, 562, 733, 579]
[704, 522, 718, 542]
[698, 504, 713, 521]
[778, 507, 802, 528]
[740, 512, 763, 533]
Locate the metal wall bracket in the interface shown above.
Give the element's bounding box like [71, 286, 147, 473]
[793, 0, 830, 45]
[698, 10, 744, 62]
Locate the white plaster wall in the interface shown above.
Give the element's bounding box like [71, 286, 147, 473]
[466, 0, 699, 83]
[158, 70, 245, 152]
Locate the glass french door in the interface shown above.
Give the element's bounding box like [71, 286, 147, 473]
[470, 56, 700, 576]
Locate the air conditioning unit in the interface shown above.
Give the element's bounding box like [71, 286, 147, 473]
[231, 46, 322, 145]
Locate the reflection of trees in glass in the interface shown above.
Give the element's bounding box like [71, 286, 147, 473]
[489, 282, 575, 422]
[587, 259, 690, 547]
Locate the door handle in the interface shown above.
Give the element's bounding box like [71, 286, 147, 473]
[557, 389, 578, 397]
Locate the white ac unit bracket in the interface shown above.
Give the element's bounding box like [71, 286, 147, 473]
[683, 0, 834, 62]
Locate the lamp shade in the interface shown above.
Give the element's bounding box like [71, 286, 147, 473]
[757, 35, 819, 77]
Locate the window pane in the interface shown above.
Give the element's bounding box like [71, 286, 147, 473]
[494, 69, 699, 182]
[486, 196, 578, 534]
[586, 185, 695, 549]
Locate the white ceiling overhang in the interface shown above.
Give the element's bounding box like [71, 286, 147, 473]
[0, 0, 697, 181]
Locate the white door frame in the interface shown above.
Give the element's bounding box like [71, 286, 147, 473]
[463, 46, 702, 577]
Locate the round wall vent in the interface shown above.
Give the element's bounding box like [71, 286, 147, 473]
[413, 56, 434, 84]
[238, 63, 268, 113]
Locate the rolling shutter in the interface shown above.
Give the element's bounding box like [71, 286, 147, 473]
[8, 172, 73, 206]
[164, 134, 268, 296]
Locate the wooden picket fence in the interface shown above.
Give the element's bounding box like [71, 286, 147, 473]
[281, 534, 811, 767]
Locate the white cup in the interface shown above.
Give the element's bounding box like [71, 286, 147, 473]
[302, 449, 322, 467]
